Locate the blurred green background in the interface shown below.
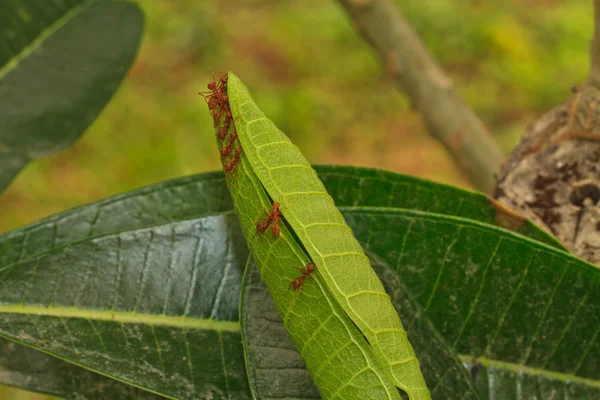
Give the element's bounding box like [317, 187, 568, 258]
[0, 0, 590, 398]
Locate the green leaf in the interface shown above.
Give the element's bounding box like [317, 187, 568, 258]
[227, 71, 427, 398]
[221, 145, 402, 398]
[343, 207, 600, 397]
[0, 0, 143, 193]
[0, 214, 251, 400]
[0, 338, 165, 399]
[240, 261, 321, 399]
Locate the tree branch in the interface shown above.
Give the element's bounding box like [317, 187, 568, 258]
[589, 0, 600, 89]
[337, 0, 504, 194]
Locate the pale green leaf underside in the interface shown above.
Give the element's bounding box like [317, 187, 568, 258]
[227, 71, 429, 399]
[221, 146, 401, 398]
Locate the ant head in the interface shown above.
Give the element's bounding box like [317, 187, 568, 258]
[306, 262, 316, 272]
[273, 202, 280, 209]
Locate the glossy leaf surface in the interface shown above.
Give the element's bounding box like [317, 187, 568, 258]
[0, 0, 143, 193]
[344, 207, 600, 398]
[0, 214, 251, 400]
[1, 338, 164, 399]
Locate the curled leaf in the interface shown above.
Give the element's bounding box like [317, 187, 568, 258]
[207, 72, 430, 399]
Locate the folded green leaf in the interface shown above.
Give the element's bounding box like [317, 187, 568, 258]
[226, 71, 430, 399]
[217, 141, 401, 398]
[0, 0, 143, 193]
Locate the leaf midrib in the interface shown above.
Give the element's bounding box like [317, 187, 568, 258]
[0, 0, 94, 80]
[458, 354, 600, 389]
[0, 304, 240, 331]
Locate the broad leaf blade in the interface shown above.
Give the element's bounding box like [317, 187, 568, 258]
[343, 207, 600, 397]
[0, 215, 251, 400]
[241, 261, 321, 399]
[1, 338, 164, 399]
[227, 71, 429, 398]
[0, 0, 143, 193]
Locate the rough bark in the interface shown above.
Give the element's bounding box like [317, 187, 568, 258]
[337, 0, 505, 194]
[496, 66, 600, 264]
[495, 1, 600, 264]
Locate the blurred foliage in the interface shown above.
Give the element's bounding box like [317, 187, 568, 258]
[0, 0, 591, 398]
[0, 0, 590, 234]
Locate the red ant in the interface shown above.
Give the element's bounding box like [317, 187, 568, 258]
[217, 116, 235, 139]
[256, 202, 282, 238]
[218, 124, 229, 140]
[221, 142, 234, 157]
[224, 146, 243, 184]
[234, 146, 242, 158]
[225, 155, 239, 173]
[200, 73, 229, 124]
[288, 262, 316, 303]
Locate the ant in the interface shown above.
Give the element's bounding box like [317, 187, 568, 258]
[200, 73, 229, 124]
[221, 131, 238, 155]
[224, 146, 243, 185]
[221, 141, 235, 157]
[288, 262, 316, 303]
[225, 155, 240, 174]
[217, 124, 229, 140]
[256, 202, 282, 238]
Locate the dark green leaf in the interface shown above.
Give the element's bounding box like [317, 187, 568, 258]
[0, 166, 558, 269]
[343, 207, 600, 397]
[0, 0, 143, 193]
[0, 215, 251, 400]
[241, 261, 321, 399]
[1, 338, 165, 399]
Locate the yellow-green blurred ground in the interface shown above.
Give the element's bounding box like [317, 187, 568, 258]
[0, 0, 590, 398]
